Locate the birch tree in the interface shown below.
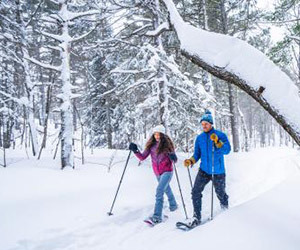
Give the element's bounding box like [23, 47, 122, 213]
[31, 0, 103, 168]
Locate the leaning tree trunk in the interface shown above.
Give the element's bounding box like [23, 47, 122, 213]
[161, 0, 300, 147]
[180, 51, 300, 146]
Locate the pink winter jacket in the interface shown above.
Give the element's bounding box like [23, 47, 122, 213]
[135, 143, 176, 176]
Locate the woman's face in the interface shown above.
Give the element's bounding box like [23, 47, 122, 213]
[154, 132, 160, 142]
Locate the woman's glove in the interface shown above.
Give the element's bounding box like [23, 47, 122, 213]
[169, 152, 177, 162]
[129, 142, 139, 153]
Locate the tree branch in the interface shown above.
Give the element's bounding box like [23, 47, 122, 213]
[24, 56, 61, 72]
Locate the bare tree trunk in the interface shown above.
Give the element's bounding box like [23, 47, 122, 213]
[237, 105, 249, 152]
[248, 102, 253, 148]
[53, 131, 61, 160]
[38, 85, 52, 160]
[106, 103, 113, 149]
[0, 140, 7, 168]
[155, 0, 169, 133]
[74, 105, 85, 165]
[0, 118, 2, 148]
[228, 84, 240, 151]
[3, 146, 6, 168]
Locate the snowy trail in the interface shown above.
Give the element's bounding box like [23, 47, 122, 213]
[1, 147, 300, 250]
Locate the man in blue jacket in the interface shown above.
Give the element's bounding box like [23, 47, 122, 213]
[184, 110, 231, 227]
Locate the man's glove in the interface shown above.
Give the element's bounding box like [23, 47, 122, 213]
[129, 142, 139, 153]
[210, 133, 224, 148]
[169, 152, 177, 162]
[184, 157, 196, 167]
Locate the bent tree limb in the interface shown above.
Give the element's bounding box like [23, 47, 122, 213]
[181, 52, 300, 146]
[161, 0, 300, 147]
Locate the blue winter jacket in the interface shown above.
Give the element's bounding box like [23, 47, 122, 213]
[192, 128, 231, 175]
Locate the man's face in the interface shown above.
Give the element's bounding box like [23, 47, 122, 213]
[201, 121, 212, 132]
[154, 132, 160, 141]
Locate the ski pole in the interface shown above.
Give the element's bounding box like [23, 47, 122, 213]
[210, 144, 215, 220]
[107, 150, 132, 216]
[173, 162, 189, 220]
[187, 164, 193, 189]
[187, 140, 194, 189]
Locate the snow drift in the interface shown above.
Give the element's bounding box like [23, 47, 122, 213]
[1, 147, 300, 250]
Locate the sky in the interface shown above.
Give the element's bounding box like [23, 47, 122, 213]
[257, 0, 275, 9]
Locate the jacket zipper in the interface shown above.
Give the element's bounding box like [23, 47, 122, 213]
[207, 133, 209, 173]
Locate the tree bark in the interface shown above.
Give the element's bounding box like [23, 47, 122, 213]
[60, 1, 74, 169]
[155, 0, 169, 133]
[228, 83, 240, 151]
[106, 103, 113, 149]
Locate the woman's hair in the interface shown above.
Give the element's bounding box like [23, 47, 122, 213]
[145, 133, 175, 154]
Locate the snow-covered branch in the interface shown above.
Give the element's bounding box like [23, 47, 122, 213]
[0, 90, 28, 106]
[131, 24, 153, 36]
[0, 45, 23, 64]
[40, 30, 63, 42]
[121, 77, 155, 94]
[67, 10, 100, 21]
[71, 24, 100, 43]
[258, 19, 300, 24]
[289, 36, 300, 42]
[98, 86, 119, 98]
[25, 0, 44, 27]
[161, 0, 300, 146]
[45, 45, 63, 52]
[24, 56, 61, 72]
[47, 0, 60, 5]
[110, 69, 149, 74]
[170, 85, 198, 100]
[145, 22, 170, 37]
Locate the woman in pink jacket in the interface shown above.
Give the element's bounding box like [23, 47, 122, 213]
[129, 125, 178, 224]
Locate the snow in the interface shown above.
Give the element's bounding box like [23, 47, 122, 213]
[40, 31, 63, 42]
[289, 35, 300, 42]
[146, 22, 169, 36]
[1, 147, 300, 250]
[24, 55, 61, 72]
[162, 0, 300, 135]
[66, 10, 100, 22]
[40, 16, 57, 23]
[0, 107, 13, 114]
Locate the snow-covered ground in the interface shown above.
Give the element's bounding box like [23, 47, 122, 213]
[1, 146, 300, 250]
